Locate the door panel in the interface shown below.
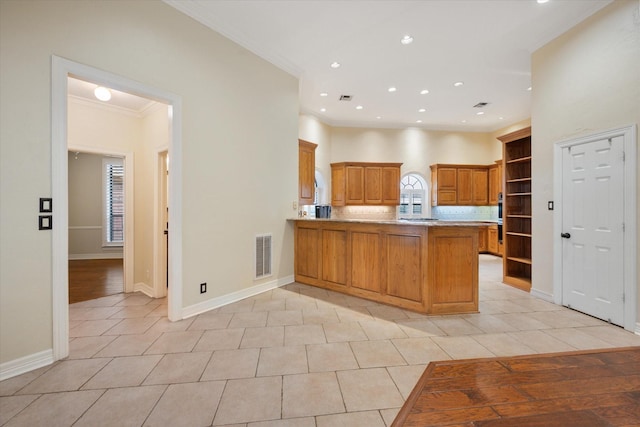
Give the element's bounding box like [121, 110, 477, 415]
[562, 136, 624, 325]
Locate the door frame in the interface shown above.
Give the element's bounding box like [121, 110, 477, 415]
[553, 125, 637, 332]
[52, 56, 184, 360]
[67, 147, 134, 293]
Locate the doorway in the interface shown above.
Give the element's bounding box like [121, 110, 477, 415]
[553, 125, 637, 332]
[51, 56, 184, 361]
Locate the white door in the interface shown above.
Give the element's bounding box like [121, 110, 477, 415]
[561, 136, 625, 325]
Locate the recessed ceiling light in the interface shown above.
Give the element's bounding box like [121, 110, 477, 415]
[418, 108, 426, 113]
[320, 108, 326, 112]
[499, 117, 504, 120]
[454, 81, 464, 87]
[416, 120, 422, 123]
[527, 86, 532, 91]
[420, 89, 429, 95]
[355, 105, 363, 110]
[320, 92, 328, 97]
[376, 116, 382, 119]
[476, 111, 485, 115]
[401, 35, 414, 45]
[461, 120, 467, 123]
[537, 0, 549, 4]
[330, 61, 341, 69]
[388, 87, 397, 93]
[94, 86, 111, 101]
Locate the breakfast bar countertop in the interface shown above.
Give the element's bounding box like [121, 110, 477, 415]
[289, 217, 492, 226]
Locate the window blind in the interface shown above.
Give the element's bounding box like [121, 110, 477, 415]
[106, 163, 124, 244]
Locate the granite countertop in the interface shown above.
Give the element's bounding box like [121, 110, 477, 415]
[289, 218, 491, 226]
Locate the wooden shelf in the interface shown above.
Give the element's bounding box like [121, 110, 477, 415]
[506, 156, 531, 164]
[499, 126, 532, 292]
[506, 256, 532, 265]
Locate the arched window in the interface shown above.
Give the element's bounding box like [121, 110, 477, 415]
[314, 170, 326, 205]
[399, 173, 428, 218]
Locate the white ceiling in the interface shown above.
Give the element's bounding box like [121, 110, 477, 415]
[164, 0, 612, 132]
[67, 76, 157, 114]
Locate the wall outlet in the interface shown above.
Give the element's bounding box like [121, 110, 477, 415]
[200, 282, 207, 294]
[292, 201, 297, 210]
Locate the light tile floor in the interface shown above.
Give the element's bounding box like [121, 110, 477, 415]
[2, 255, 639, 426]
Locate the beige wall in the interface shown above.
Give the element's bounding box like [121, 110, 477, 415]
[0, 0, 298, 365]
[68, 151, 124, 258]
[531, 0, 639, 315]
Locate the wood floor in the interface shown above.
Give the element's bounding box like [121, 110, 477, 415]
[392, 346, 640, 427]
[68, 259, 123, 303]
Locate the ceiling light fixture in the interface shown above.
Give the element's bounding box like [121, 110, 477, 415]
[376, 116, 382, 119]
[454, 81, 464, 87]
[320, 92, 328, 97]
[416, 120, 422, 123]
[388, 87, 397, 93]
[420, 89, 429, 95]
[330, 61, 341, 69]
[418, 108, 426, 113]
[537, 0, 550, 4]
[94, 86, 112, 101]
[320, 108, 326, 112]
[355, 105, 363, 110]
[476, 111, 485, 115]
[401, 35, 414, 45]
[527, 86, 532, 91]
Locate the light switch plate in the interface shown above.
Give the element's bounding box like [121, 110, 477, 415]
[40, 197, 52, 213]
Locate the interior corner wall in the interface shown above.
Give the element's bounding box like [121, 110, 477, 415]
[531, 0, 640, 308]
[0, 0, 298, 366]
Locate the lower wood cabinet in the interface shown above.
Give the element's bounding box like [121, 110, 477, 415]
[294, 220, 479, 315]
[478, 226, 488, 252]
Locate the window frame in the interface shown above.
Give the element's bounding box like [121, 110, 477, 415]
[399, 173, 428, 219]
[102, 157, 125, 247]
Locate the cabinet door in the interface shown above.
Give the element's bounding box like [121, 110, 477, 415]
[298, 141, 316, 205]
[381, 166, 400, 205]
[478, 227, 488, 252]
[457, 168, 472, 205]
[345, 166, 364, 204]
[488, 226, 498, 254]
[438, 167, 456, 189]
[489, 165, 500, 206]
[434, 167, 457, 206]
[331, 165, 346, 206]
[472, 169, 488, 205]
[364, 166, 382, 204]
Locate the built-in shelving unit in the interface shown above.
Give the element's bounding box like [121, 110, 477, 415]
[498, 126, 532, 292]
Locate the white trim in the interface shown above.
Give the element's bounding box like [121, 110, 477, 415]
[182, 275, 294, 319]
[635, 322, 640, 336]
[154, 147, 169, 299]
[0, 349, 54, 381]
[69, 253, 123, 260]
[134, 282, 155, 298]
[530, 288, 554, 303]
[52, 56, 184, 364]
[553, 125, 637, 332]
[68, 225, 102, 230]
[101, 156, 124, 248]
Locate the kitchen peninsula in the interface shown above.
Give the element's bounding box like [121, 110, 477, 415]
[293, 218, 482, 315]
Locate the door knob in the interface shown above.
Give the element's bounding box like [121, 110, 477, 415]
[561, 232, 571, 239]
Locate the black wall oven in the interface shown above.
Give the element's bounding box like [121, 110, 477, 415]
[497, 192, 503, 243]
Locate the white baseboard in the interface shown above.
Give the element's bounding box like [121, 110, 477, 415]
[69, 253, 123, 260]
[182, 275, 294, 319]
[530, 288, 554, 303]
[635, 322, 640, 336]
[134, 282, 155, 298]
[0, 349, 54, 381]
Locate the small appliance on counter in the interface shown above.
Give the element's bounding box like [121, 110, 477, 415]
[315, 205, 331, 218]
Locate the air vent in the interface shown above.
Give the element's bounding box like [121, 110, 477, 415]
[255, 234, 272, 279]
[473, 102, 489, 108]
[339, 95, 352, 101]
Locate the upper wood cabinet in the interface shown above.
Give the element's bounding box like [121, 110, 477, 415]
[431, 164, 489, 206]
[331, 162, 402, 206]
[488, 161, 503, 205]
[298, 140, 317, 205]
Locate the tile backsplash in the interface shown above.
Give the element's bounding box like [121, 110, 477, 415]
[432, 205, 499, 221]
[331, 206, 397, 220]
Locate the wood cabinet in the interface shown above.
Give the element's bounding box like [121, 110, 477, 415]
[294, 220, 479, 315]
[498, 126, 532, 291]
[431, 164, 489, 206]
[487, 225, 498, 254]
[331, 162, 402, 206]
[478, 226, 488, 252]
[488, 161, 502, 205]
[298, 140, 317, 205]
